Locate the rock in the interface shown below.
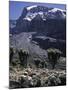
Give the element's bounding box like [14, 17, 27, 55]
[23, 71, 28, 75]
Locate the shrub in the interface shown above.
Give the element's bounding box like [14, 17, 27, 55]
[10, 47, 14, 64]
[18, 48, 29, 67]
[34, 59, 40, 68]
[47, 48, 62, 69]
[58, 73, 66, 85]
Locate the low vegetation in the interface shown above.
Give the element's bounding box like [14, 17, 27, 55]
[9, 47, 66, 88]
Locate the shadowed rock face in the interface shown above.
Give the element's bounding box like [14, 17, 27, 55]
[10, 18, 66, 40]
[30, 18, 66, 40]
[32, 37, 66, 56]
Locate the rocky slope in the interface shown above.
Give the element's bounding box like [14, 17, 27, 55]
[10, 32, 66, 69]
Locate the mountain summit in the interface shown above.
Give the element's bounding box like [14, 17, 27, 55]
[24, 5, 66, 20]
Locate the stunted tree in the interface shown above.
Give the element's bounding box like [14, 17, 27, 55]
[10, 47, 14, 64]
[34, 59, 41, 68]
[18, 48, 29, 67]
[47, 48, 62, 69]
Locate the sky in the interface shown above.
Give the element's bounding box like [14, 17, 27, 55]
[9, 1, 66, 20]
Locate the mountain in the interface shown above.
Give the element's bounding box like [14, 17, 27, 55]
[10, 5, 66, 56]
[10, 5, 66, 40]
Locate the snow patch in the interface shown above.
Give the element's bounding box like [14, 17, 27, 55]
[49, 8, 64, 13]
[27, 5, 37, 10]
[24, 17, 32, 21]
